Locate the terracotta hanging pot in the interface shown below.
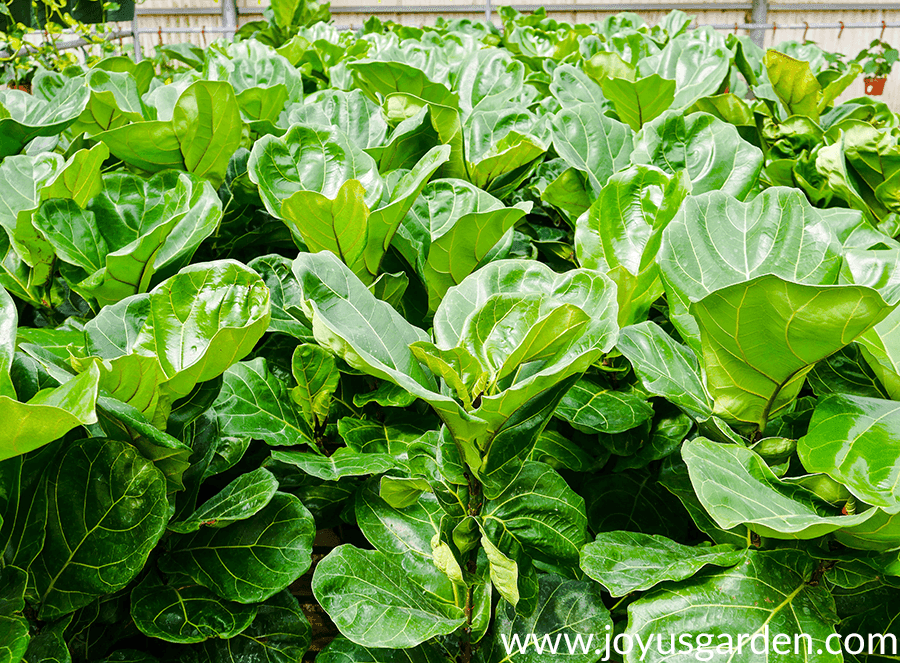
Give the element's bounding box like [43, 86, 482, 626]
[865, 77, 887, 96]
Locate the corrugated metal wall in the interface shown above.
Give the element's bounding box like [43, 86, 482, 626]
[105, 1, 900, 107]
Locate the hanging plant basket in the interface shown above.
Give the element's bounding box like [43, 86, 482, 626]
[865, 77, 887, 96]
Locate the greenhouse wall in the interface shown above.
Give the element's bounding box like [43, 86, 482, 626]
[107, 0, 900, 107]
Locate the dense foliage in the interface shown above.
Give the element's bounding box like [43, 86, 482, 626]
[2, 6, 900, 663]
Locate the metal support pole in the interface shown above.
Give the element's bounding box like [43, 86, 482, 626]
[485, 0, 492, 25]
[132, 15, 142, 62]
[222, 0, 237, 40]
[750, 0, 768, 48]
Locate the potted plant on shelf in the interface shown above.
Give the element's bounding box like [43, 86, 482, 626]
[854, 38, 899, 95]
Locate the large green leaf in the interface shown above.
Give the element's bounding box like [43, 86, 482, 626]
[281, 146, 449, 284]
[624, 550, 842, 663]
[288, 89, 387, 149]
[765, 50, 822, 121]
[70, 69, 145, 137]
[638, 37, 730, 109]
[481, 461, 588, 573]
[248, 124, 384, 219]
[464, 108, 550, 194]
[479, 573, 613, 663]
[0, 146, 108, 304]
[290, 343, 338, 428]
[659, 188, 894, 429]
[213, 358, 314, 448]
[580, 531, 745, 596]
[798, 394, 900, 509]
[130, 574, 257, 643]
[617, 321, 713, 421]
[393, 178, 530, 312]
[631, 110, 763, 199]
[550, 103, 634, 195]
[172, 81, 243, 187]
[34, 170, 221, 306]
[355, 480, 461, 595]
[349, 60, 458, 107]
[692, 275, 891, 430]
[555, 377, 654, 434]
[858, 306, 900, 400]
[312, 544, 466, 648]
[128, 260, 271, 401]
[433, 260, 619, 495]
[833, 507, 900, 551]
[316, 638, 448, 663]
[31, 437, 168, 620]
[575, 164, 688, 325]
[159, 492, 315, 604]
[168, 467, 279, 533]
[247, 254, 313, 340]
[0, 286, 100, 461]
[191, 591, 311, 662]
[0, 288, 16, 399]
[96, 120, 185, 173]
[599, 74, 675, 132]
[271, 447, 396, 481]
[455, 47, 525, 113]
[0, 83, 89, 159]
[291, 251, 476, 445]
[682, 437, 875, 539]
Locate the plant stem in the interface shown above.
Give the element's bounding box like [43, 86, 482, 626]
[458, 471, 483, 663]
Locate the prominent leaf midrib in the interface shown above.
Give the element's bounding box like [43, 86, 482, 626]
[42, 446, 157, 600]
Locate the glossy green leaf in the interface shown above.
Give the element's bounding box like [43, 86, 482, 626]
[191, 591, 311, 662]
[349, 60, 458, 107]
[71, 69, 145, 137]
[617, 321, 713, 421]
[0, 357, 100, 461]
[638, 37, 730, 110]
[659, 188, 894, 429]
[394, 178, 530, 312]
[32, 437, 168, 620]
[288, 89, 387, 149]
[575, 164, 689, 326]
[96, 121, 185, 173]
[859, 306, 900, 400]
[624, 550, 842, 663]
[0, 84, 88, 159]
[798, 394, 900, 509]
[682, 437, 875, 539]
[270, 447, 396, 480]
[765, 50, 822, 121]
[481, 461, 588, 572]
[599, 74, 675, 132]
[247, 254, 313, 340]
[129, 260, 271, 400]
[551, 103, 634, 195]
[168, 467, 279, 533]
[581, 531, 745, 596]
[555, 377, 654, 434]
[172, 81, 243, 187]
[480, 573, 613, 663]
[130, 574, 257, 643]
[248, 124, 384, 220]
[214, 356, 314, 448]
[159, 492, 315, 604]
[631, 110, 764, 199]
[312, 544, 466, 648]
[290, 343, 338, 428]
[693, 275, 891, 430]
